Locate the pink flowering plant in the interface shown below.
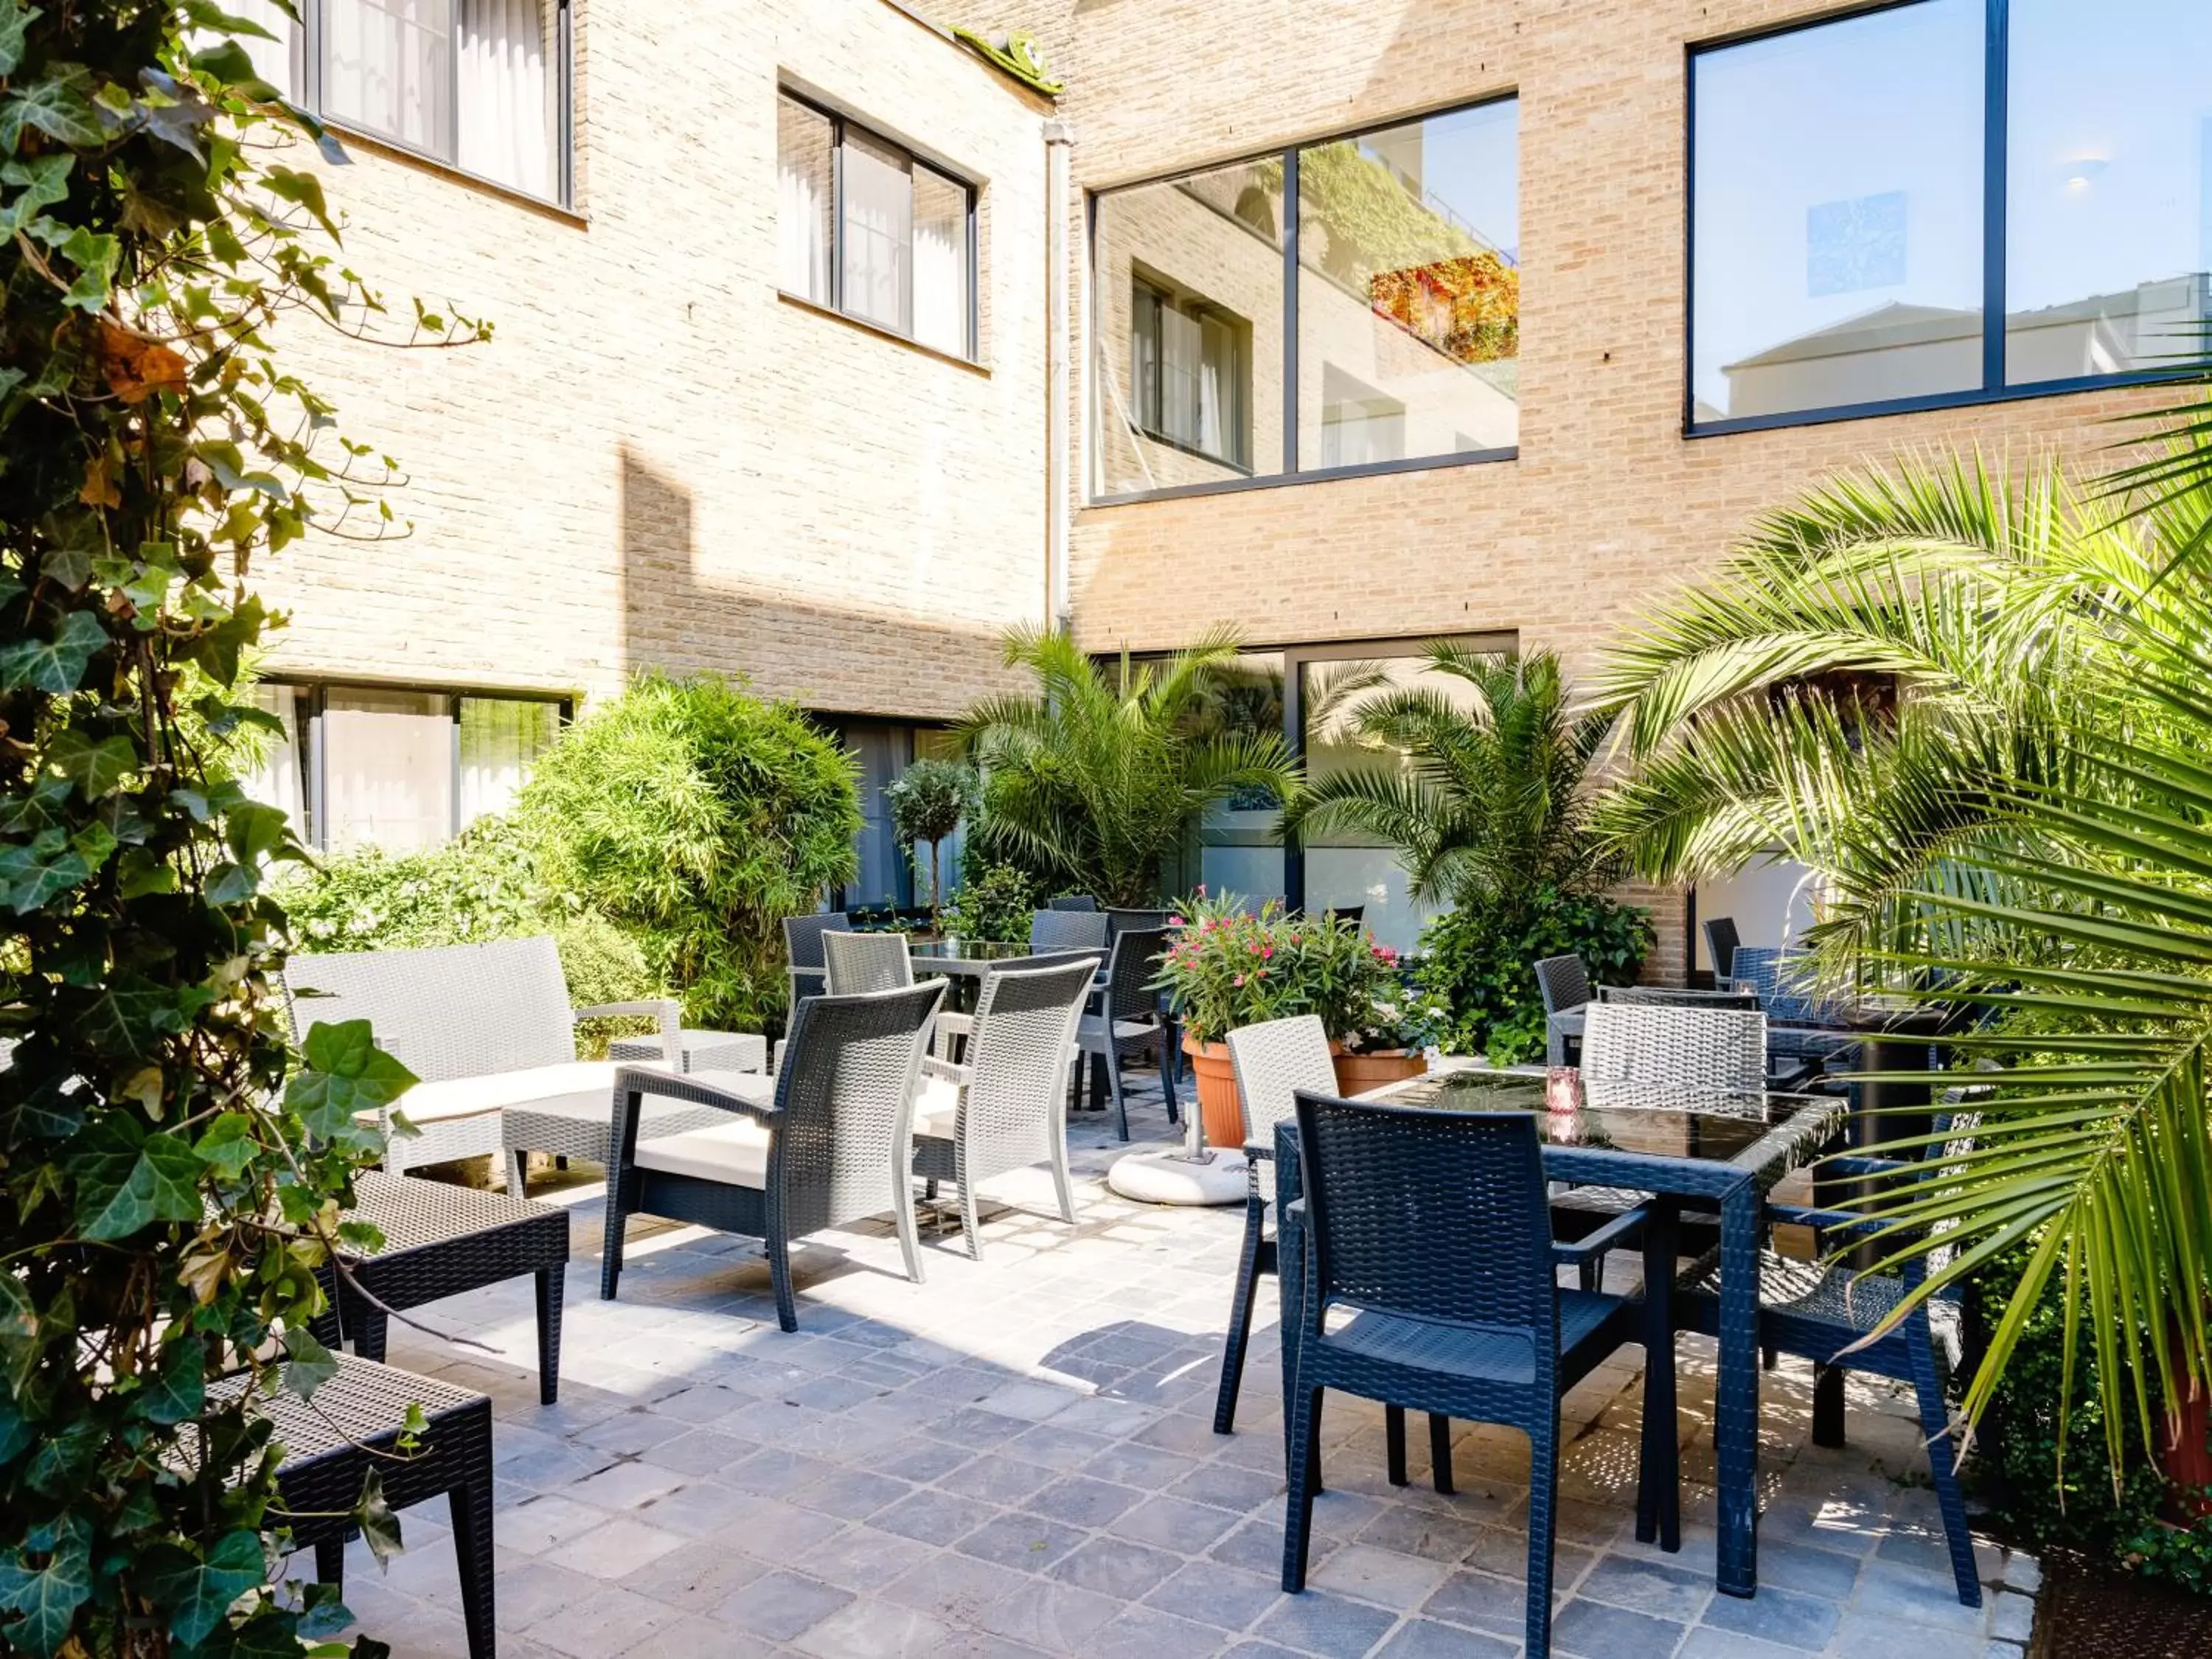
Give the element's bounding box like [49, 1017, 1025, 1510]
[1152, 888, 1403, 1046]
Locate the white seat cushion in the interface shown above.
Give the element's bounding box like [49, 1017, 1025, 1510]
[634, 1116, 773, 1186]
[912, 1074, 962, 1141]
[378, 1060, 650, 1126]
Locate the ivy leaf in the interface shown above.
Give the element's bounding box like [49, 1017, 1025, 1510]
[47, 728, 138, 799]
[2, 1072, 85, 1142]
[286, 1020, 417, 1139]
[0, 1514, 92, 1659]
[225, 798, 292, 863]
[132, 1334, 206, 1425]
[1, 72, 105, 153]
[0, 1273, 42, 1392]
[55, 224, 119, 311]
[282, 1324, 336, 1401]
[74, 981, 165, 1057]
[145, 1529, 262, 1649]
[0, 153, 73, 238]
[204, 860, 257, 905]
[355, 1470, 403, 1568]
[195, 1110, 258, 1179]
[71, 1116, 206, 1240]
[0, 838, 90, 912]
[262, 165, 338, 240]
[0, 4, 37, 81]
[0, 611, 107, 694]
[181, 2, 282, 44]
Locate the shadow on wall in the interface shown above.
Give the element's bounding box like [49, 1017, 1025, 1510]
[615, 443, 1013, 715]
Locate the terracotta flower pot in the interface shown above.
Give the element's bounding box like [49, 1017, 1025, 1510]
[1330, 1048, 1427, 1096]
[1181, 1036, 1253, 1151]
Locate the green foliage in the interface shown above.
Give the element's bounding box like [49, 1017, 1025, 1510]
[959, 626, 1301, 907]
[1414, 892, 1653, 1065]
[886, 757, 976, 916]
[519, 670, 861, 1032]
[1286, 646, 1618, 912]
[939, 855, 1038, 945]
[0, 7, 484, 1655]
[1152, 892, 1400, 1046]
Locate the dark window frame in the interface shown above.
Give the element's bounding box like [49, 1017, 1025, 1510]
[1686, 0, 2207, 439]
[779, 88, 982, 365]
[1088, 90, 1523, 507]
[275, 0, 577, 210]
[1130, 274, 1253, 473]
[260, 676, 572, 852]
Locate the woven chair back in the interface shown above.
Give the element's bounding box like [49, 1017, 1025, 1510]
[284, 936, 574, 1083]
[1225, 1015, 1337, 1145]
[957, 958, 1098, 1181]
[1031, 909, 1110, 952]
[1105, 907, 1172, 936]
[821, 930, 915, 996]
[1703, 915, 1741, 981]
[1598, 985, 1761, 1010]
[1532, 953, 1591, 1016]
[1048, 894, 1100, 912]
[1294, 1091, 1559, 1343]
[783, 911, 849, 1002]
[772, 981, 945, 1235]
[1102, 927, 1169, 1022]
[1580, 1004, 1765, 1093]
[1724, 947, 1840, 1025]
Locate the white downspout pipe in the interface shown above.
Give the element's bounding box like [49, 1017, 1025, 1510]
[1043, 117, 1075, 633]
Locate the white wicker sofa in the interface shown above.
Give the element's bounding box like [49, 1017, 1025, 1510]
[283, 936, 713, 1184]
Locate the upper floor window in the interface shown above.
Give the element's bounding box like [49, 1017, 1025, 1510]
[226, 0, 569, 206]
[777, 91, 978, 361]
[1690, 0, 2212, 431]
[1092, 96, 1520, 503]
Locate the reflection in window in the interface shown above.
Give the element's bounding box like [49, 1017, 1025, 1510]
[1186, 654, 1287, 905]
[1296, 100, 1520, 467]
[1691, 0, 1985, 422]
[321, 687, 455, 853]
[2005, 0, 2212, 383]
[777, 97, 835, 304]
[459, 698, 560, 825]
[1094, 161, 1286, 494]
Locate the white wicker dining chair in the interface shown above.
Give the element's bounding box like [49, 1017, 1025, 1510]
[821, 930, 915, 995]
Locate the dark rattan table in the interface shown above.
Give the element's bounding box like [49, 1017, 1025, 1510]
[220, 1353, 496, 1657]
[323, 1172, 570, 1405]
[1276, 1071, 1846, 1601]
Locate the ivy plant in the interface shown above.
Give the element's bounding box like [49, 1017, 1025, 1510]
[0, 4, 483, 1655]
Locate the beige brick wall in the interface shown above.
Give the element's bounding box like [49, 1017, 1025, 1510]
[946, 0, 2180, 978]
[257, 0, 1055, 722]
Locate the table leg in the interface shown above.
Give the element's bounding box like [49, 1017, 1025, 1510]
[1715, 1182, 1759, 1598]
[1274, 1129, 1304, 1486]
[535, 1265, 564, 1406]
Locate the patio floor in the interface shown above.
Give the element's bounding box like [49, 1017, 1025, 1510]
[324, 1075, 2040, 1659]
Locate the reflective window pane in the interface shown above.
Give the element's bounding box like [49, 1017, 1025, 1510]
[322, 0, 455, 158]
[1296, 100, 1520, 467]
[1691, 0, 1984, 422]
[913, 164, 970, 356]
[1189, 653, 1286, 905]
[777, 97, 834, 303]
[1094, 161, 1285, 493]
[458, 697, 559, 827]
[456, 0, 559, 198]
[320, 688, 453, 853]
[842, 129, 914, 335]
[2006, 0, 2212, 383]
[238, 683, 310, 848]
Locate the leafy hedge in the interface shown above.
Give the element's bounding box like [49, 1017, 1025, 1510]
[1413, 891, 1652, 1064]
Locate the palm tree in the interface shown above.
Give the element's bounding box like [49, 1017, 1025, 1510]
[957, 626, 1301, 906]
[1283, 643, 1615, 910]
[1587, 437, 2212, 1464]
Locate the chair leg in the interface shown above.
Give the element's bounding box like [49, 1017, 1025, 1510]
[1578, 1255, 1601, 1294]
[1048, 1120, 1076, 1225]
[959, 1181, 981, 1263]
[1812, 1361, 1846, 1448]
[448, 1474, 496, 1659]
[1281, 1385, 1324, 1593]
[504, 1147, 528, 1195]
[313, 1538, 344, 1588]
[599, 1181, 628, 1301]
[766, 1231, 799, 1332]
[1428, 1413, 1455, 1495]
[1213, 1195, 1268, 1435]
[1160, 1020, 1182, 1126]
[1525, 1417, 1560, 1659]
[1105, 1046, 1130, 1142]
[1386, 1405, 1408, 1486]
[894, 1170, 928, 1285]
[1638, 1201, 1682, 1553]
[534, 1266, 563, 1406]
[1909, 1323, 1983, 1608]
[352, 1307, 389, 1365]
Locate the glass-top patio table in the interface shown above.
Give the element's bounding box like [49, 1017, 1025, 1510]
[1273, 1068, 1847, 1600]
[905, 939, 1043, 975]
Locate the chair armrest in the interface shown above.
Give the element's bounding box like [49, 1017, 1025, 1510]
[580, 999, 681, 1065]
[613, 1063, 776, 1123]
[1243, 1139, 1273, 1163]
[1823, 1153, 1910, 1178]
[1551, 1203, 1649, 1267]
[919, 1054, 969, 1087]
[935, 1011, 975, 1038]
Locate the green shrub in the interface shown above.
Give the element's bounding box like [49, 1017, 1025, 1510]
[941, 856, 1040, 944]
[887, 757, 977, 916]
[519, 670, 860, 1031]
[1414, 891, 1652, 1063]
[1155, 891, 1399, 1045]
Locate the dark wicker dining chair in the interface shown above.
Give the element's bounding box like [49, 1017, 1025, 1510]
[1703, 914, 1742, 987]
[1281, 1091, 1675, 1658]
[783, 911, 849, 1005]
[1047, 894, 1100, 912]
[1072, 925, 1178, 1138]
[1030, 908, 1110, 953]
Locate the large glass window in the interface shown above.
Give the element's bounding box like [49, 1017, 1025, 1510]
[219, 1, 566, 204]
[2005, 0, 2212, 383]
[1093, 97, 1517, 501]
[776, 92, 978, 361]
[1692, 0, 2212, 428]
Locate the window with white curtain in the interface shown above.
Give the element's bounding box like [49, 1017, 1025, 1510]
[1131, 278, 1248, 467]
[222, 1, 568, 204]
[776, 91, 978, 361]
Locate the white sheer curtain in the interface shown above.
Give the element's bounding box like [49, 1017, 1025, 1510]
[1197, 314, 1231, 458]
[322, 0, 454, 156]
[841, 131, 913, 333]
[777, 97, 833, 301]
[237, 684, 308, 846]
[456, 698, 557, 827]
[912, 167, 968, 355]
[222, 0, 299, 98]
[456, 0, 556, 198]
[321, 689, 453, 852]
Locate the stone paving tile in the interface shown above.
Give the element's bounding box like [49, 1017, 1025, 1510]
[335, 1077, 2038, 1659]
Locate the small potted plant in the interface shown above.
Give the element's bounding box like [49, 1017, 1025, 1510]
[1153, 891, 1411, 1146]
[1334, 961, 1449, 1093]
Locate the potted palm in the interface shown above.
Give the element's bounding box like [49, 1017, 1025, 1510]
[1154, 892, 1417, 1145]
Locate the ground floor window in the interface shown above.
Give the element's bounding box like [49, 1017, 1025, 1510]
[241, 680, 567, 852]
[826, 719, 961, 913]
